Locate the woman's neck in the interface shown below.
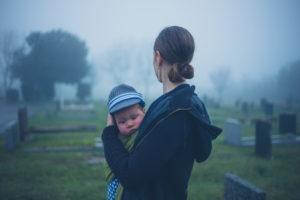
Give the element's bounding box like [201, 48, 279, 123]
[163, 80, 185, 94]
[160, 62, 186, 94]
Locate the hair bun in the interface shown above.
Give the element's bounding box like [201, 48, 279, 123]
[179, 63, 194, 79]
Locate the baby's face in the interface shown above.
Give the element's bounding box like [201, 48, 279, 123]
[114, 104, 145, 136]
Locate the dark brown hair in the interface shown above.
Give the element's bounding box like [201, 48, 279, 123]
[154, 26, 195, 83]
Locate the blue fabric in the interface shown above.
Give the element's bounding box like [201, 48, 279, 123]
[102, 84, 222, 200]
[107, 178, 119, 200]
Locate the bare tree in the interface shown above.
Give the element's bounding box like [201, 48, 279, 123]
[210, 66, 231, 103]
[98, 41, 156, 100]
[101, 46, 131, 84]
[277, 60, 300, 107]
[0, 31, 20, 94]
[134, 42, 154, 100]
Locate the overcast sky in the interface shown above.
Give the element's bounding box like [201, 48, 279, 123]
[1, 0, 300, 99]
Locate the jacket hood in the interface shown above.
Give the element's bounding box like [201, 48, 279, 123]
[168, 84, 222, 162]
[135, 84, 222, 162]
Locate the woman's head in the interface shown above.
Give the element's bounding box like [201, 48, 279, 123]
[154, 26, 195, 83]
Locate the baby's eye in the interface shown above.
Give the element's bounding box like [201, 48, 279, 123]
[131, 115, 137, 120]
[118, 121, 125, 124]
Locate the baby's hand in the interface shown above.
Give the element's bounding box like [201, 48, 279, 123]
[106, 113, 114, 126]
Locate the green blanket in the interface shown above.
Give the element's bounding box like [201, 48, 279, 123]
[103, 131, 137, 200]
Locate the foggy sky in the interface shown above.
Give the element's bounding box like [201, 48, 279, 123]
[1, 0, 300, 100]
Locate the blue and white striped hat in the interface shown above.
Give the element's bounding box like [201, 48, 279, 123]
[107, 84, 145, 114]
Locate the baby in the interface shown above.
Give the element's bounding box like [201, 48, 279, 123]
[103, 84, 145, 200]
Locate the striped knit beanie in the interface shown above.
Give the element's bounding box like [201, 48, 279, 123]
[107, 84, 145, 114]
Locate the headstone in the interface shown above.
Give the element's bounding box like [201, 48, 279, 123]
[4, 121, 19, 151]
[224, 118, 241, 145]
[263, 102, 273, 116]
[18, 107, 29, 141]
[255, 120, 272, 158]
[241, 102, 249, 115]
[249, 102, 255, 111]
[235, 99, 241, 108]
[260, 98, 267, 108]
[279, 113, 297, 134]
[260, 99, 273, 116]
[224, 173, 266, 200]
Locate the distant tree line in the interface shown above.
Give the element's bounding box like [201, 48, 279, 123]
[208, 61, 300, 106]
[1, 29, 299, 104]
[277, 60, 300, 105]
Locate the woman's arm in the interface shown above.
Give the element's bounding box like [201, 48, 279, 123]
[102, 111, 189, 189]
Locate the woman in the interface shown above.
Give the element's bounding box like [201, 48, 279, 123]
[102, 26, 222, 200]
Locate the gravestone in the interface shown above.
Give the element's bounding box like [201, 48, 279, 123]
[241, 101, 250, 117]
[224, 173, 266, 200]
[224, 118, 241, 145]
[263, 102, 273, 116]
[18, 107, 29, 141]
[279, 113, 297, 134]
[235, 99, 241, 108]
[260, 99, 273, 116]
[255, 120, 272, 158]
[241, 102, 249, 115]
[249, 102, 255, 111]
[3, 121, 19, 151]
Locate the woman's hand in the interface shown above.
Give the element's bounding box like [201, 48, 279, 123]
[106, 113, 114, 126]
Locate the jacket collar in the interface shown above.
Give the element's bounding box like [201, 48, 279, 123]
[134, 84, 222, 161]
[134, 84, 195, 146]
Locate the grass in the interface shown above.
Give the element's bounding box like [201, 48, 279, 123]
[0, 103, 300, 199]
[0, 151, 106, 200]
[189, 141, 300, 200]
[25, 132, 99, 148]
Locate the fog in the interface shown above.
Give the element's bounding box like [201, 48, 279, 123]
[1, 0, 300, 104]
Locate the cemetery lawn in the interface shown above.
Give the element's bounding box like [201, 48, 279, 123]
[0, 104, 299, 200]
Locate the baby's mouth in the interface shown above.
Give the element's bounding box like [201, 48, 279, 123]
[128, 128, 137, 134]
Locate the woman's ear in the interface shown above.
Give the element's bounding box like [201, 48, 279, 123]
[155, 50, 163, 67]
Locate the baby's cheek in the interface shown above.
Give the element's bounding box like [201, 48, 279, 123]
[119, 129, 131, 135]
[137, 121, 142, 127]
[137, 117, 144, 126]
[117, 125, 125, 133]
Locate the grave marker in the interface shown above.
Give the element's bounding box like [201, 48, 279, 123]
[241, 102, 249, 115]
[260, 99, 274, 116]
[255, 120, 272, 158]
[18, 107, 29, 141]
[3, 121, 19, 151]
[264, 102, 273, 116]
[224, 118, 241, 145]
[224, 173, 266, 200]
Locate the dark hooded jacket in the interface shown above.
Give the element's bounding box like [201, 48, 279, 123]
[102, 84, 222, 200]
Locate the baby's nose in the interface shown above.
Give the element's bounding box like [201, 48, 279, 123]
[127, 120, 134, 127]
